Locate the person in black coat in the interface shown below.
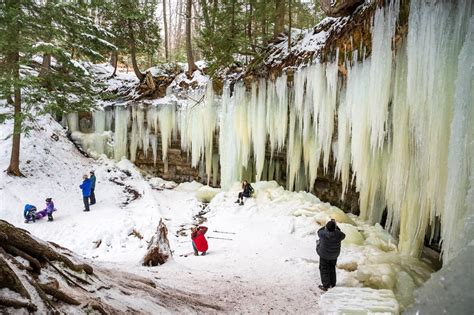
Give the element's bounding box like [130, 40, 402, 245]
[316, 219, 346, 291]
[235, 180, 254, 205]
[89, 171, 96, 205]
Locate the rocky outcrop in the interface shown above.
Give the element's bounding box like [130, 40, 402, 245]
[319, 0, 365, 17]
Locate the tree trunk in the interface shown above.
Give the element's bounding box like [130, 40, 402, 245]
[261, 1, 267, 46]
[288, 0, 292, 51]
[143, 219, 172, 266]
[163, 0, 169, 62]
[211, 0, 218, 32]
[199, 0, 211, 30]
[274, 0, 285, 37]
[128, 20, 145, 81]
[110, 50, 118, 77]
[6, 51, 23, 177]
[39, 54, 51, 78]
[185, 0, 197, 75]
[231, 0, 236, 38]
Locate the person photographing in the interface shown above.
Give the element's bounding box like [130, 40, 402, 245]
[191, 226, 208, 256]
[316, 219, 345, 291]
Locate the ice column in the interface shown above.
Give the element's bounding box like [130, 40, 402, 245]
[114, 106, 129, 160]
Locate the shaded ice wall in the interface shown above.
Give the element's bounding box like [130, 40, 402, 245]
[67, 0, 473, 260]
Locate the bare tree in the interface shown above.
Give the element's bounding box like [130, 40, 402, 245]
[127, 20, 145, 81]
[185, 0, 197, 75]
[274, 0, 285, 37]
[163, 0, 169, 62]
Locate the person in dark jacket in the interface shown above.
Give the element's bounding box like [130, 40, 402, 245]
[235, 180, 254, 205]
[89, 171, 96, 205]
[316, 219, 346, 291]
[80, 174, 92, 212]
[23, 204, 37, 223]
[191, 226, 208, 256]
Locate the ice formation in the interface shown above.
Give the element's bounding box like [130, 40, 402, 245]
[66, 0, 472, 263]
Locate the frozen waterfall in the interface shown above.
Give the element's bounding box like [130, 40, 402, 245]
[66, 0, 473, 261]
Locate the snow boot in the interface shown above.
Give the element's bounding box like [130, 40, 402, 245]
[47, 215, 53, 222]
[239, 201, 244, 206]
[318, 285, 328, 291]
[201, 252, 206, 256]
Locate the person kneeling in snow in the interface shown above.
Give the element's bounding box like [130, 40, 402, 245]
[23, 204, 37, 223]
[235, 180, 254, 205]
[191, 226, 208, 256]
[35, 198, 56, 222]
[316, 219, 345, 291]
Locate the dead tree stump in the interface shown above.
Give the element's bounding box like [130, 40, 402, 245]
[143, 219, 172, 266]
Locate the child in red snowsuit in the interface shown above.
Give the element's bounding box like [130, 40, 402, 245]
[191, 226, 208, 256]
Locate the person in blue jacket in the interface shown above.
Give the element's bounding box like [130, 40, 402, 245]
[89, 170, 96, 205]
[80, 174, 92, 212]
[23, 204, 37, 223]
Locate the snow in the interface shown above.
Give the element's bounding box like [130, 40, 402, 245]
[0, 113, 435, 313]
[320, 287, 399, 314]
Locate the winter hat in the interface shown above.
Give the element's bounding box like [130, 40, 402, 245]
[45, 198, 52, 202]
[326, 220, 336, 232]
[90, 170, 95, 175]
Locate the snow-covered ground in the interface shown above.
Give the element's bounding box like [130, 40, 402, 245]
[0, 115, 434, 313]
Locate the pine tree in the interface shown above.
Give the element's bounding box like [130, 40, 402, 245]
[106, 0, 161, 81]
[0, 0, 114, 176]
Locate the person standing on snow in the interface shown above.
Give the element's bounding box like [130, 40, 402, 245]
[80, 174, 92, 212]
[235, 180, 254, 205]
[35, 198, 55, 222]
[316, 219, 345, 291]
[89, 171, 96, 205]
[191, 226, 208, 256]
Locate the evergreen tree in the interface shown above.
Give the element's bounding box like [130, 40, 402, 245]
[198, 0, 325, 75]
[0, 0, 114, 176]
[106, 0, 161, 81]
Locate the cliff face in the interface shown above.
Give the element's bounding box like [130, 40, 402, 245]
[319, 0, 365, 17]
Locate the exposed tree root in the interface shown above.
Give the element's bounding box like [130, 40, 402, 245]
[0, 220, 225, 313]
[39, 283, 80, 305]
[0, 297, 37, 312]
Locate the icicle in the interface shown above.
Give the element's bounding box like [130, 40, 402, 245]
[219, 85, 240, 189]
[367, 0, 399, 152]
[252, 79, 267, 181]
[321, 57, 338, 171]
[67, 113, 79, 132]
[92, 110, 106, 155]
[129, 119, 138, 162]
[114, 106, 129, 160]
[384, 41, 410, 235]
[441, 14, 474, 262]
[157, 104, 175, 161]
[335, 91, 351, 199]
[275, 75, 288, 152]
[287, 106, 303, 191]
[105, 109, 114, 131]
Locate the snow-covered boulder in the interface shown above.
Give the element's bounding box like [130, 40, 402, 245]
[320, 287, 399, 314]
[339, 223, 364, 245]
[195, 186, 221, 203]
[175, 181, 204, 192]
